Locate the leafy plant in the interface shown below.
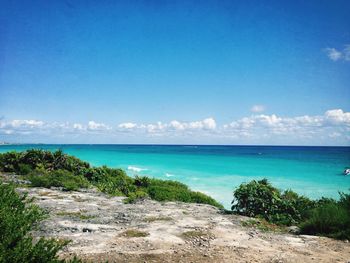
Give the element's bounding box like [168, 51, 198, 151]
[0, 182, 81, 263]
[300, 192, 350, 240]
[134, 175, 150, 187]
[232, 179, 350, 239]
[123, 190, 148, 204]
[231, 179, 316, 225]
[28, 169, 90, 191]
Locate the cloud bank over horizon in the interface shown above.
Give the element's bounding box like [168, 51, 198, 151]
[0, 109, 349, 146]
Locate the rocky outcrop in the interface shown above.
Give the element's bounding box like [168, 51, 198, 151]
[18, 187, 350, 263]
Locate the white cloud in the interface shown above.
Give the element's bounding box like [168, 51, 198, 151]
[0, 111, 349, 145]
[250, 105, 265, 113]
[118, 122, 137, 129]
[168, 118, 216, 131]
[146, 122, 166, 133]
[116, 118, 217, 134]
[224, 109, 350, 141]
[324, 45, 350, 62]
[324, 48, 342, 61]
[87, 121, 110, 131]
[202, 118, 217, 130]
[169, 120, 185, 130]
[324, 109, 350, 125]
[10, 119, 44, 128]
[0, 119, 45, 135]
[73, 123, 85, 130]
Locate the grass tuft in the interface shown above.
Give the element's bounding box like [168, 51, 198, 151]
[144, 216, 172, 222]
[56, 211, 96, 220]
[119, 229, 149, 238]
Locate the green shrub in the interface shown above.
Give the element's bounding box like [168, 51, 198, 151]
[300, 202, 350, 240]
[97, 173, 136, 196]
[18, 163, 33, 175]
[339, 192, 350, 211]
[232, 179, 279, 217]
[28, 169, 90, 191]
[232, 179, 350, 239]
[189, 191, 223, 208]
[149, 178, 189, 189]
[147, 185, 191, 202]
[231, 179, 315, 225]
[0, 150, 90, 175]
[0, 182, 81, 263]
[134, 176, 150, 187]
[0, 151, 21, 173]
[124, 190, 148, 204]
[299, 192, 350, 240]
[145, 180, 223, 208]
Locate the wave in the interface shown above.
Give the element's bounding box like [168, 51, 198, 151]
[165, 173, 175, 177]
[127, 166, 147, 172]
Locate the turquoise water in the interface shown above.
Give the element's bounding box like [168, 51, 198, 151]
[1, 144, 349, 208]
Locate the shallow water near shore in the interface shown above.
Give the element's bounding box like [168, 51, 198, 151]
[1, 144, 349, 208]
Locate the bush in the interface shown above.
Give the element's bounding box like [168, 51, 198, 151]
[147, 185, 192, 202]
[0, 151, 21, 173]
[18, 163, 33, 175]
[134, 176, 150, 187]
[96, 172, 136, 196]
[232, 179, 350, 240]
[0, 150, 90, 175]
[0, 182, 81, 263]
[300, 193, 350, 240]
[28, 169, 90, 191]
[145, 179, 224, 208]
[124, 190, 148, 204]
[231, 179, 315, 225]
[189, 191, 223, 208]
[232, 179, 279, 217]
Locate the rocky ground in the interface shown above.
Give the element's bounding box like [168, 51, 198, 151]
[18, 187, 350, 263]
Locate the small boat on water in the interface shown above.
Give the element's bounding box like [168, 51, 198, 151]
[344, 169, 350, 176]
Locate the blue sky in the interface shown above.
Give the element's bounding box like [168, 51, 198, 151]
[0, 0, 349, 145]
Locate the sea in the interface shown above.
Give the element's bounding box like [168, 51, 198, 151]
[1, 144, 349, 208]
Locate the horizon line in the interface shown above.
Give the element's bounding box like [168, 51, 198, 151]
[1, 143, 349, 148]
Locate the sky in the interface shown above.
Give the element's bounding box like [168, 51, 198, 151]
[0, 0, 349, 145]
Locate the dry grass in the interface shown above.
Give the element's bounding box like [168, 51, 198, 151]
[56, 210, 96, 220]
[241, 218, 286, 232]
[119, 229, 150, 238]
[38, 191, 53, 196]
[181, 230, 211, 239]
[144, 216, 172, 223]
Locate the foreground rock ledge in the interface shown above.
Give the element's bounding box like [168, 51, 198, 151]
[20, 187, 350, 263]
